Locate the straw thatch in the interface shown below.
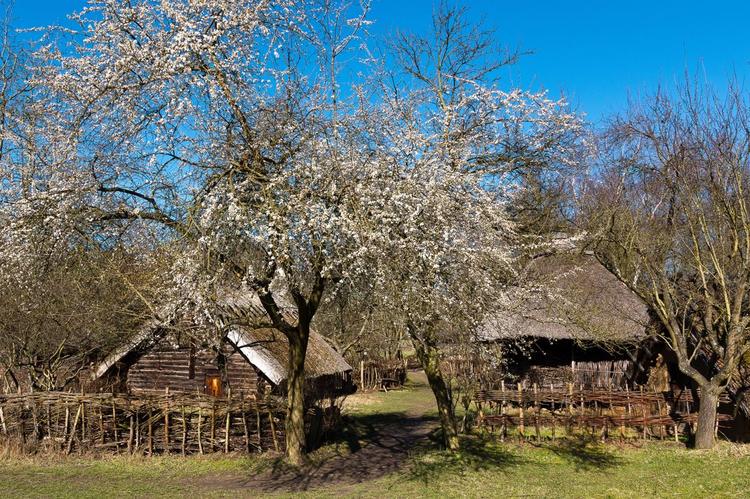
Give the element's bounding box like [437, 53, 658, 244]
[94, 290, 352, 387]
[480, 253, 649, 344]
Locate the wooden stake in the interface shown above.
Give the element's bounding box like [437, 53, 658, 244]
[148, 409, 153, 456]
[256, 403, 262, 452]
[0, 404, 6, 435]
[66, 404, 82, 455]
[47, 403, 53, 441]
[550, 383, 556, 441]
[268, 408, 279, 452]
[500, 380, 506, 441]
[80, 400, 86, 445]
[518, 383, 525, 440]
[241, 399, 250, 453]
[181, 407, 187, 456]
[164, 388, 170, 454]
[211, 404, 216, 452]
[567, 383, 574, 436]
[640, 386, 647, 440]
[111, 401, 118, 449]
[31, 399, 39, 441]
[197, 409, 204, 455]
[135, 409, 140, 452]
[533, 383, 540, 442]
[225, 410, 231, 454]
[63, 403, 70, 442]
[128, 413, 135, 454]
[99, 406, 105, 445]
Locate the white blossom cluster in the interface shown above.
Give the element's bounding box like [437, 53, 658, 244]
[0, 0, 586, 348]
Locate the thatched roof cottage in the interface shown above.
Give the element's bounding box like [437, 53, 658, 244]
[480, 252, 654, 388]
[93, 292, 355, 401]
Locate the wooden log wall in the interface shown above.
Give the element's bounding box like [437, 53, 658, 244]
[127, 346, 258, 396]
[519, 361, 634, 391]
[475, 383, 732, 442]
[0, 391, 284, 455]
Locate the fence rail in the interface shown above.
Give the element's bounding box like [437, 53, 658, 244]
[0, 391, 285, 455]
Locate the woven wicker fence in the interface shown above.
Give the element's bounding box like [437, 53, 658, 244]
[475, 383, 732, 441]
[0, 390, 285, 455]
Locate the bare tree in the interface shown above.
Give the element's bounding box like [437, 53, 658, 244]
[582, 80, 750, 448]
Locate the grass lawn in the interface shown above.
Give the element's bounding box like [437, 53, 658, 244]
[316, 439, 750, 498]
[2, 373, 749, 498]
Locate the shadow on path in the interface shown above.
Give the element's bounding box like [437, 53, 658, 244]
[406, 435, 525, 485]
[216, 373, 439, 493]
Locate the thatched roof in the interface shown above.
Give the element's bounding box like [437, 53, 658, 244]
[480, 253, 649, 344]
[94, 291, 351, 385]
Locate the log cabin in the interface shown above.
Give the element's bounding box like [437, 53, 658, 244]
[92, 292, 355, 401]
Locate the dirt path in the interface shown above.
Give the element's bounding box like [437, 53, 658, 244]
[213, 371, 438, 494]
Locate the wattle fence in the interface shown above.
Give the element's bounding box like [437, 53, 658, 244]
[475, 383, 732, 441]
[0, 390, 285, 455]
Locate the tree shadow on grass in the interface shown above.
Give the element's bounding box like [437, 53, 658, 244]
[406, 436, 525, 485]
[538, 435, 623, 471]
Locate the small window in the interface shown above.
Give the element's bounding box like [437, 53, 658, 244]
[205, 374, 223, 397]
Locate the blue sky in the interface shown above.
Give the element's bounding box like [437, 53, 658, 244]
[10, 1, 750, 124]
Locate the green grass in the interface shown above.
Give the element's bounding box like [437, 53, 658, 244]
[2, 373, 750, 498]
[3, 439, 749, 498]
[343, 371, 437, 417]
[302, 438, 750, 498]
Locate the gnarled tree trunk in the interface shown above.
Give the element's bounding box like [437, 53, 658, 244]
[413, 339, 459, 451]
[694, 385, 720, 449]
[285, 323, 310, 465]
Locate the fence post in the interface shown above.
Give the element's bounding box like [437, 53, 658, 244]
[360, 360, 365, 391]
[640, 386, 647, 440]
[181, 406, 187, 456]
[500, 380, 506, 442]
[0, 404, 6, 435]
[255, 403, 262, 452]
[80, 394, 86, 446]
[567, 382, 574, 436]
[66, 403, 82, 455]
[47, 403, 53, 441]
[224, 397, 231, 454]
[656, 389, 665, 440]
[164, 388, 170, 454]
[111, 400, 118, 451]
[211, 403, 217, 452]
[533, 383, 540, 442]
[148, 408, 153, 456]
[98, 405, 105, 445]
[518, 383, 525, 440]
[128, 411, 135, 454]
[550, 383, 556, 441]
[135, 408, 140, 452]
[197, 408, 204, 455]
[268, 407, 279, 452]
[241, 396, 250, 453]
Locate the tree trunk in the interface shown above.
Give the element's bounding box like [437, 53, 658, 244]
[694, 386, 720, 449]
[413, 339, 460, 451]
[285, 323, 310, 465]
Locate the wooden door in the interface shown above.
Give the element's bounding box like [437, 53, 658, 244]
[204, 374, 223, 397]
